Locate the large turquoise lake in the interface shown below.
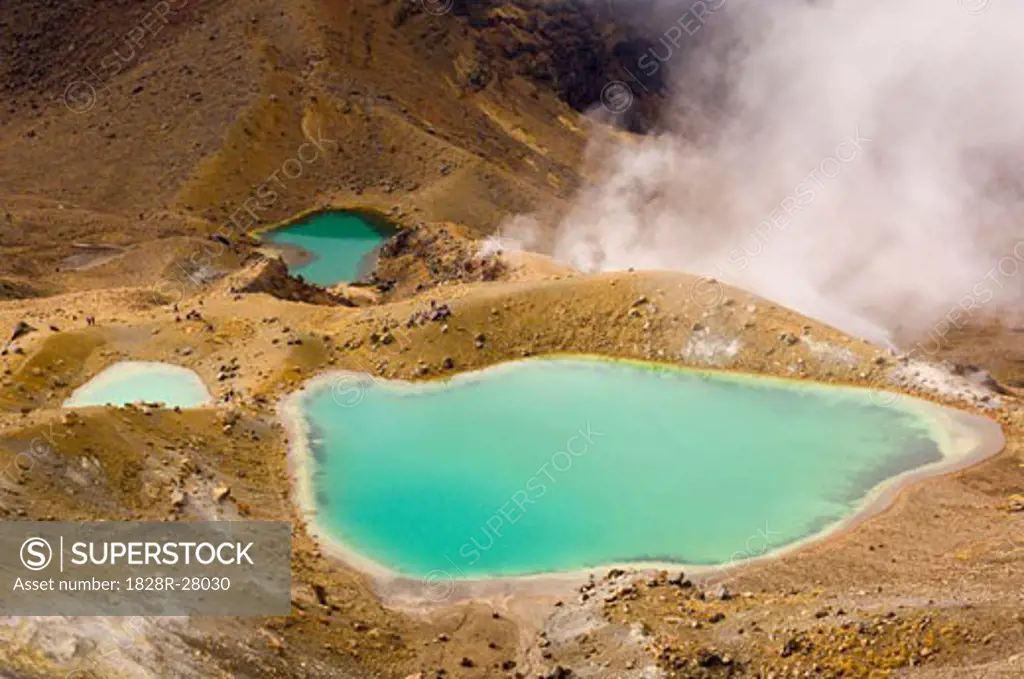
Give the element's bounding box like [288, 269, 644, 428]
[262, 211, 392, 285]
[294, 358, 960, 579]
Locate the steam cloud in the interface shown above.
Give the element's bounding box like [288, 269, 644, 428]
[512, 0, 1024, 346]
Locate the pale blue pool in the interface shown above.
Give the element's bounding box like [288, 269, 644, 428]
[64, 362, 212, 408]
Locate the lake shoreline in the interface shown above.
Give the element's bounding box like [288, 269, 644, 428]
[252, 205, 400, 243]
[279, 356, 1006, 608]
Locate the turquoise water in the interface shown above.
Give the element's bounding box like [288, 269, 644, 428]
[263, 211, 391, 285]
[64, 362, 212, 408]
[299, 358, 946, 578]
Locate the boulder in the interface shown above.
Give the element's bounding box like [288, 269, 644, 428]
[9, 320, 35, 344]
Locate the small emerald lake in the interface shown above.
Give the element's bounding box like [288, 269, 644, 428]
[288, 358, 996, 580]
[64, 362, 212, 408]
[262, 211, 394, 285]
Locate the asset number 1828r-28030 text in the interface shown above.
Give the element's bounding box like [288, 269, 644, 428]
[125, 576, 230, 591]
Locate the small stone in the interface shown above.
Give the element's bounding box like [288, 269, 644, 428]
[215, 485, 231, 502]
[9, 321, 36, 343]
[667, 571, 690, 587]
[695, 648, 729, 667]
[710, 583, 732, 600]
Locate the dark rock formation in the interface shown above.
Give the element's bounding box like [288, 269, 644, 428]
[230, 256, 354, 307]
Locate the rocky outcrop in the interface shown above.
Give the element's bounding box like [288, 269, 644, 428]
[374, 223, 508, 300]
[227, 256, 354, 307]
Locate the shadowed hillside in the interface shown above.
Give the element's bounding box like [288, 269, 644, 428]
[0, 0, 665, 296]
